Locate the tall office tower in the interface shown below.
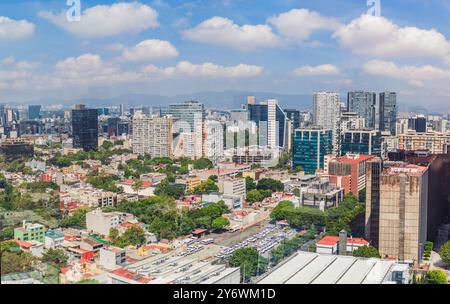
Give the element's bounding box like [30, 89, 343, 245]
[0, 104, 5, 126]
[365, 158, 383, 248]
[28, 105, 41, 120]
[313, 92, 341, 155]
[366, 162, 428, 263]
[378, 92, 397, 135]
[284, 109, 301, 130]
[247, 95, 256, 105]
[161, 101, 205, 159]
[408, 115, 427, 133]
[71, 104, 99, 151]
[119, 104, 125, 116]
[247, 99, 288, 149]
[340, 129, 382, 156]
[132, 113, 173, 157]
[292, 127, 333, 174]
[107, 117, 120, 137]
[203, 120, 224, 164]
[347, 91, 376, 129]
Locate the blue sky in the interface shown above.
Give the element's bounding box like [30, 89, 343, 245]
[0, 0, 450, 111]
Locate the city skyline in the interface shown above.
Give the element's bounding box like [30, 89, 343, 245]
[1, 0, 450, 113]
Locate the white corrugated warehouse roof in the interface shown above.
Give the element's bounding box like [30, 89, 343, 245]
[258, 252, 409, 284]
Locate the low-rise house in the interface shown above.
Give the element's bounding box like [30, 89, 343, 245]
[44, 229, 65, 249]
[316, 235, 370, 255]
[99, 246, 127, 270]
[117, 179, 156, 197]
[16, 240, 44, 257]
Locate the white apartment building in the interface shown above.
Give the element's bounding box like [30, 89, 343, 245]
[86, 209, 136, 236]
[219, 177, 246, 198]
[132, 113, 173, 157]
[204, 120, 224, 164]
[313, 92, 341, 154]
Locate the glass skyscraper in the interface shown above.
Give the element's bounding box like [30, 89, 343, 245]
[347, 91, 376, 129]
[284, 109, 301, 130]
[378, 92, 397, 135]
[292, 128, 333, 174]
[72, 104, 99, 151]
[28, 105, 41, 120]
[247, 99, 288, 149]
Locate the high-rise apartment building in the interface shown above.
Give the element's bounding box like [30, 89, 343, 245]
[161, 101, 205, 159]
[72, 104, 98, 151]
[347, 91, 376, 129]
[366, 162, 428, 263]
[378, 92, 397, 135]
[313, 92, 341, 154]
[292, 128, 333, 174]
[203, 120, 224, 164]
[132, 113, 173, 158]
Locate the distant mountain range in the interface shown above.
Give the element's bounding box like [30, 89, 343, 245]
[24, 90, 445, 114]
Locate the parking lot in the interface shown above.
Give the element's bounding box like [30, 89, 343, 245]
[214, 224, 297, 259]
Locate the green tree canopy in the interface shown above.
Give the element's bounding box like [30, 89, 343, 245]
[193, 178, 219, 195]
[352, 245, 381, 258]
[211, 217, 230, 230]
[245, 177, 256, 191]
[112, 226, 147, 248]
[423, 270, 448, 284]
[257, 178, 284, 192]
[440, 240, 450, 264]
[42, 248, 69, 266]
[0, 241, 36, 275]
[228, 247, 268, 282]
[193, 158, 214, 170]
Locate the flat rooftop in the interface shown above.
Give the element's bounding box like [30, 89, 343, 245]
[258, 252, 409, 284]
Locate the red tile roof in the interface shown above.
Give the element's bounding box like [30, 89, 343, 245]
[317, 236, 369, 246]
[111, 268, 152, 284]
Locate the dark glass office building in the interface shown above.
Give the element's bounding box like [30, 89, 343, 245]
[378, 92, 397, 135]
[292, 128, 333, 174]
[340, 129, 382, 156]
[284, 109, 301, 130]
[365, 158, 383, 248]
[28, 105, 41, 120]
[408, 115, 427, 133]
[72, 104, 98, 151]
[248, 100, 287, 148]
[347, 91, 376, 129]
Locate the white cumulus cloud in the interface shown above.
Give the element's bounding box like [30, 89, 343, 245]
[143, 61, 264, 78]
[292, 64, 341, 76]
[0, 16, 35, 40]
[363, 60, 450, 81]
[333, 15, 450, 60]
[39, 2, 159, 38]
[181, 16, 282, 51]
[122, 39, 179, 62]
[268, 9, 340, 42]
